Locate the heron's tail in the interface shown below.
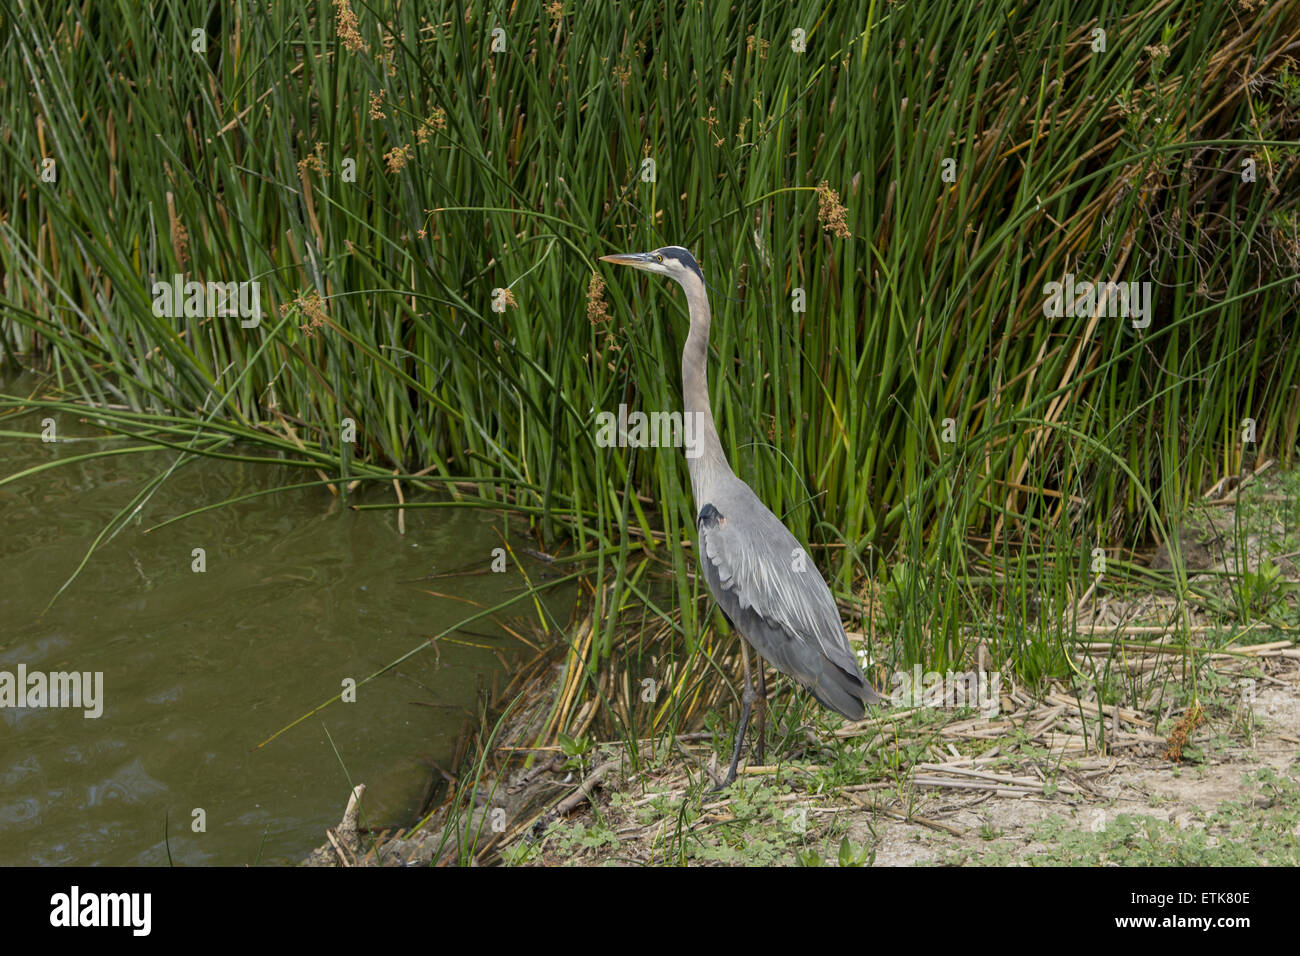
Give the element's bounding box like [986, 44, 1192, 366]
[810, 663, 886, 721]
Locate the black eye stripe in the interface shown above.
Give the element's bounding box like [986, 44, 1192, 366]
[651, 247, 704, 283]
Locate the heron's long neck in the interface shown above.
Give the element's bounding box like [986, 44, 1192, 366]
[681, 281, 730, 505]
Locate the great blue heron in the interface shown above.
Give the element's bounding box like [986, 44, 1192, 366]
[599, 245, 883, 787]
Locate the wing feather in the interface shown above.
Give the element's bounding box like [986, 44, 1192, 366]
[695, 484, 880, 719]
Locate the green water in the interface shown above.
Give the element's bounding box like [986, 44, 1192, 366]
[0, 410, 563, 865]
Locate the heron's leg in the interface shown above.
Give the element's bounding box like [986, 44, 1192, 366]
[754, 663, 767, 765]
[716, 640, 755, 790]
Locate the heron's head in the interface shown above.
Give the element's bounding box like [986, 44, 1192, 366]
[599, 246, 704, 289]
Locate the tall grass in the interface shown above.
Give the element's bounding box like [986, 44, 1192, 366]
[2, 0, 1298, 744]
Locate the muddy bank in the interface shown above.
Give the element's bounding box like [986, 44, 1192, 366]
[302, 652, 1299, 866]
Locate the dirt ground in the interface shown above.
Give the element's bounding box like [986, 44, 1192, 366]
[862, 683, 1300, 866]
[494, 673, 1299, 867]
[306, 658, 1298, 867]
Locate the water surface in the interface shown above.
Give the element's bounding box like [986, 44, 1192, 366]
[0, 410, 559, 865]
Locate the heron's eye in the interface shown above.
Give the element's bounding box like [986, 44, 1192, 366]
[656, 254, 663, 262]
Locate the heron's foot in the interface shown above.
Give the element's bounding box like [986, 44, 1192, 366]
[709, 741, 744, 793]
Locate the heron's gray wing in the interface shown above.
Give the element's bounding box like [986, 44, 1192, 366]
[695, 489, 878, 719]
